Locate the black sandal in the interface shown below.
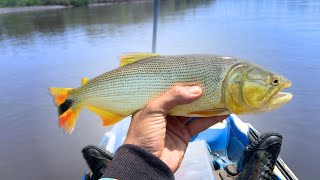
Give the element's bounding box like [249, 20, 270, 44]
[82, 145, 114, 180]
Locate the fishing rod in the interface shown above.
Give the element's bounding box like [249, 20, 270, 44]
[152, 0, 159, 53]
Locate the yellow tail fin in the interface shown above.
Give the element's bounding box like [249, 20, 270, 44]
[49, 87, 81, 133]
[49, 87, 125, 132]
[49, 87, 73, 106]
[58, 107, 81, 133]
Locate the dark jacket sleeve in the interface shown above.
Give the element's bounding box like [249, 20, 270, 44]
[101, 144, 174, 180]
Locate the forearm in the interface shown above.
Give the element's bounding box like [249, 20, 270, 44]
[101, 144, 174, 180]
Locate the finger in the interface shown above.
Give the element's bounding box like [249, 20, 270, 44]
[145, 86, 202, 114]
[186, 115, 228, 137]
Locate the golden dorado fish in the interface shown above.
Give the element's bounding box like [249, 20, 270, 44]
[49, 53, 293, 133]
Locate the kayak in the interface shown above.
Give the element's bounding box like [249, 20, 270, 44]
[85, 114, 298, 180]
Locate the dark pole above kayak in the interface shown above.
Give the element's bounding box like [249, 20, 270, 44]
[152, 0, 159, 53]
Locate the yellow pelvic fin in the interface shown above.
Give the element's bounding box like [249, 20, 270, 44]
[81, 77, 89, 85]
[59, 106, 81, 133]
[120, 52, 159, 66]
[187, 108, 229, 116]
[88, 106, 125, 126]
[49, 87, 73, 106]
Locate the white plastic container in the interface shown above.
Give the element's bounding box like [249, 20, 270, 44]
[99, 117, 131, 153]
[175, 140, 216, 180]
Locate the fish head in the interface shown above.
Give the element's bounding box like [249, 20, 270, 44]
[225, 63, 293, 114]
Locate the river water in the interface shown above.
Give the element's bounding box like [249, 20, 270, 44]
[0, 0, 319, 179]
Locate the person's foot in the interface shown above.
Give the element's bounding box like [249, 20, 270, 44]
[237, 133, 282, 180]
[82, 145, 113, 180]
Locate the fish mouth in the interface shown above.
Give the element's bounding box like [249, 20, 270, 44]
[265, 81, 293, 109]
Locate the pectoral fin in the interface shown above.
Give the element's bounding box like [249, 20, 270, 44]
[187, 108, 229, 116]
[120, 53, 159, 66]
[87, 106, 125, 126]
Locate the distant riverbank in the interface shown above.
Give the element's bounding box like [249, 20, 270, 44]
[0, 5, 69, 14]
[0, 0, 150, 14]
[0, 0, 148, 14]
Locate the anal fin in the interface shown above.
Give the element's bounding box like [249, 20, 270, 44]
[87, 106, 125, 126]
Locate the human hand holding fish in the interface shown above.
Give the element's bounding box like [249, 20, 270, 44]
[124, 85, 228, 172]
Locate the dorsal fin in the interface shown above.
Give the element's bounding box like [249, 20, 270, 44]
[81, 77, 89, 85]
[120, 53, 159, 66]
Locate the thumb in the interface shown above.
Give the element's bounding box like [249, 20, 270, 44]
[145, 86, 202, 114]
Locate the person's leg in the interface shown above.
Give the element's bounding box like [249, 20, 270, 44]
[236, 133, 282, 180]
[82, 145, 113, 180]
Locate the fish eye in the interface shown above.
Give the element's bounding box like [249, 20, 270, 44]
[271, 76, 279, 86]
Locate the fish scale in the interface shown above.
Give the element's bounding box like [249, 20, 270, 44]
[72, 55, 239, 116]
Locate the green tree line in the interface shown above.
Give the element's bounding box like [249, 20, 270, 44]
[0, 0, 123, 7]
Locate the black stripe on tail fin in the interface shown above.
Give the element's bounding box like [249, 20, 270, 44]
[59, 99, 74, 115]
